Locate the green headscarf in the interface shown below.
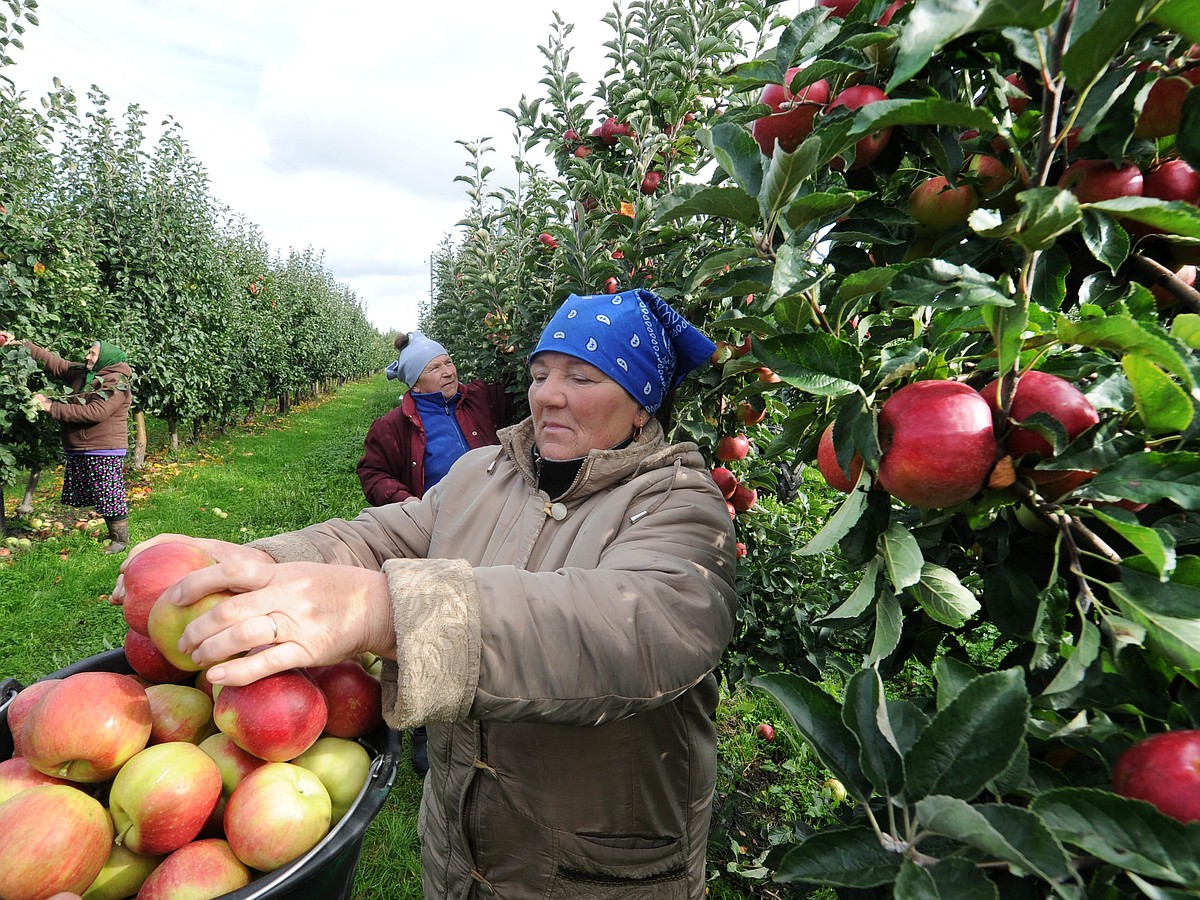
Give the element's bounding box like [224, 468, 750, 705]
[85, 340, 128, 388]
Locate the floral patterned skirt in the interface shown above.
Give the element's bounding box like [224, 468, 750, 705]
[62, 454, 128, 519]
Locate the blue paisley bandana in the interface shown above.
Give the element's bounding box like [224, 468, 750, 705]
[531, 289, 716, 413]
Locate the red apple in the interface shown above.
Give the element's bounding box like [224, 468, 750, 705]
[725, 501, 737, 519]
[602, 276, 620, 294]
[711, 467, 738, 499]
[1113, 730, 1200, 822]
[1058, 159, 1143, 204]
[878, 0, 907, 24]
[0, 784, 113, 900]
[145, 683, 217, 745]
[818, 0, 858, 16]
[751, 67, 831, 157]
[966, 153, 1013, 196]
[291, 735, 372, 824]
[224, 762, 332, 872]
[877, 380, 998, 508]
[978, 370, 1099, 461]
[213, 668, 328, 762]
[124, 628, 192, 684]
[135, 838, 251, 899]
[199, 732, 267, 800]
[1134, 76, 1193, 139]
[729, 482, 758, 513]
[908, 175, 977, 232]
[0, 756, 72, 804]
[640, 171, 663, 195]
[755, 722, 776, 741]
[716, 433, 751, 462]
[79, 843, 162, 900]
[537, 232, 558, 249]
[147, 589, 234, 673]
[826, 85, 892, 170]
[1143, 158, 1200, 204]
[817, 423, 864, 493]
[1004, 73, 1030, 115]
[22, 671, 152, 782]
[757, 367, 782, 384]
[121, 541, 215, 636]
[735, 542, 747, 558]
[598, 116, 632, 145]
[307, 658, 384, 739]
[109, 741, 222, 855]
[5, 678, 60, 757]
[739, 400, 767, 426]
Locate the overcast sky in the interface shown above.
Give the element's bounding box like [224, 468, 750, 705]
[7, 1, 615, 334]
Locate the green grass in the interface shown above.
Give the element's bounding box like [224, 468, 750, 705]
[0, 376, 831, 899]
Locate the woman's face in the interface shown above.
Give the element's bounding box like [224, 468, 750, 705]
[85, 342, 101, 369]
[529, 352, 648, 460]
[413, 354, 459, 399]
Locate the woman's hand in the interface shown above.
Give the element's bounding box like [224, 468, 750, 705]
[111, 534, 274, 606]
[31, 393, 51, 412]
[164, 558, 397, 686]
[0, 331, 16, 347]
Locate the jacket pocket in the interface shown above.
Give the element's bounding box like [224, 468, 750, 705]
[548, 832, 688, 900]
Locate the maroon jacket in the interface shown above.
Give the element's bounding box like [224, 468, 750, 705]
[357, 379, 511, 506]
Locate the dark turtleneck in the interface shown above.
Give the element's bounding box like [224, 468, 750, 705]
[533, 434, 636, 500]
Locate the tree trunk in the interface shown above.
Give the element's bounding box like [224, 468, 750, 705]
[167, 413, 180, 452]
[192, 418, 202, 443]
[15, 468, 40, 516]
[0, 494, 7, 540]
[278, 394, 289, 415]
[133, 411, 148, 468]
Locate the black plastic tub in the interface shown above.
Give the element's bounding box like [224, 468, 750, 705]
[1, 649, 401, 900]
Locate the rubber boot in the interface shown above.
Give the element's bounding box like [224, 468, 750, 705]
[104, 517, 129, 554]
[411, 726, 429, 777]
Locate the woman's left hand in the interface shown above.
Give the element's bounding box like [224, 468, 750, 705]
[164, 557, 398, 686]
[31, 393, 51, 412]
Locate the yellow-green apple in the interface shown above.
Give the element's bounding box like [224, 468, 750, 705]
[224, 762, 332, 871]
[1058, 159, 1143, 203]
[1143, 158, 1200, 204]
[825, 84, 892, 170]
[0, 756, 72, 804]
[199, 732, 265, 798]
[308, 659, 384, 739]
[1134, 76, 1193, 139]
[710, 467, 738, 499]
[291, 736, 372, 824]
[908, 175, 977, 232]
[121, 541, 215, 636]
[135, 838, 251, 899]
[978, 370, 1099, 461]
[213, 668, 328, 762]
[123, 628, 191, 685]
[877, 380, 998, 508]
[193, 667, 217, 700]
[1113, 730, 1200, 822]
[5, 678, 60, 756]
[0, 784, 113, 900]
[79, 842, 162, 900]
[147, 589, 234, 673]
[817, 423, 864, 493]
[965, 153, 1013, 196]
[751, 67, 830, 157]
[109, 741, 222, 855]
[729, 482, 758, 513]
[716, 433, 750, 462]
[22, 672, 152, 782]
[144, 683, 217, 745]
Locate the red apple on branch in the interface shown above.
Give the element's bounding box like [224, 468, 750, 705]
[0, 784, 113, 900]
[908, 175, 978, 232]
[1113, 730, 1200, 822]
[135, 838, 251, 899]
[978, 370, 1099, 461]
[729, 482, 758, 513]
[640, 171, 663, 195]
[817, 423, 864, 493]
[1058, 159, 1143, 204]
[1134, 75, 1193, 139]
[751, 67, 830, 157]
[1143, 158, 1200, 204]
[224, 762, 332, 872]
[214, 668, 328, 762]
[716, 433, 751, 462]
[109, 741, 223, 855]
[826, 84, 892, 170]
[877, 380, 998, 508]
[121, 541, 215, 636]
[710, 467, 738, 499]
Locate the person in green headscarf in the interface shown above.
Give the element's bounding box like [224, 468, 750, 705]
[0, 331, 134, 553]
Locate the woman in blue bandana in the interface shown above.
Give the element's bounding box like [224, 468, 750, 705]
[114, 289, 738, 899]
[1, 331, 134, 553]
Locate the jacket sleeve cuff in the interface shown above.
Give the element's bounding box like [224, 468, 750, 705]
[247, 533, 325, 563]
[378, 557, 481, 729]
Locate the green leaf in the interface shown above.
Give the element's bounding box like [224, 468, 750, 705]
[1062, 0, 1156, 90]
[904, 668, 1030, 802]
[889, 0, 1063, 91]
[700, 123, 763, 197]
[784, 190, 870, 232]
[934, 655, 980, 710]
[1056, 315, 1197, 390]
[818, 557, 881, 623]
[908, 563, 981, 627]
[867, 587, 904, 666]
[1122, 354, 1195, 435]
[760, 139, 825, 222]
[1081, 451, 1200, 508]
[1039, 620, 1102, 700]
[754, 333, 864, 397]
[839, 266, 898, 302]
[917, 796, 1073, 881]
[1171, 313, 1200, 350]
[652, 185, 760, 227]
[1086, 197, 1200, 239]
[895, 857, 998, 900]
[1032, 787, 1200, 884]
[1178, 81, 1200, 170]
[1080, 207, 1130, 274]
[847, 97, 998, 135]
[844, 668, 907, 798]
[886, 259, 1014, 309]
[1153, 0, 1200, 47]
[1109, 566, 1200, 670]
[765, 242, 823, 309]
[750, 673, 872, 798]
[880, 523, 924, 589]
[774, 826, 901, 888]
[1091, 508, 1176, 579]
[969, 187, 1082, 252]
[982, 303, 1029, 385]
[802, 483, 870, 555]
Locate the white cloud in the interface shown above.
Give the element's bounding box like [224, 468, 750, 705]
[8, 0, 612, 334]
